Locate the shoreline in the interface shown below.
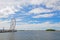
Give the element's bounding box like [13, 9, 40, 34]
[0, 30, 17, 33]
[18, 30, 60, 31]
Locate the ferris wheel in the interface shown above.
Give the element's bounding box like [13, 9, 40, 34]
[10, 18, 16, 30]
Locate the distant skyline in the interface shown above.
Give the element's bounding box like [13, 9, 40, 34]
[0, 0, 60, 30]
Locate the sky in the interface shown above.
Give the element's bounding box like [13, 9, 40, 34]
[0, 0, 60, 30]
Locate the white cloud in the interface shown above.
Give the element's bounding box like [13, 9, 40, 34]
[16, 22, 60, 30]
[0, 0, 29, 18]
[0, 7, 16, 18]
[29, 8, 52, 14]
[28, 8, 54, 18]
[45, 0, 60, 10]
[29, 0, 60, 10]
[33, 14, 54, 18]
[0, 0, 60, 18]
[28, 0, 44, 5]
[0, 20, 10, 29]
[0, 0, 60, 30]
[0, 20, 60, 30]
[28, 20, 39, 23]
[16, 18, 23, 22]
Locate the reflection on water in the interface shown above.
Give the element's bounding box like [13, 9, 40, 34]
[0, 31, 60, 40]
[0, 32, 15, 40]
[8, 32, 15, 40]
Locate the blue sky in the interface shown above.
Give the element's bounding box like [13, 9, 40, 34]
[0, 0, 60, 30]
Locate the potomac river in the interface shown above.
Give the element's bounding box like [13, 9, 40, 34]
[0, 30, 60, 40]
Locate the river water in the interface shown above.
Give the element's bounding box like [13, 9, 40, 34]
[0, 30, 60, 40]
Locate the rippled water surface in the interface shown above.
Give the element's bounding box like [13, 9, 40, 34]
[0, 30, 60, 40]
